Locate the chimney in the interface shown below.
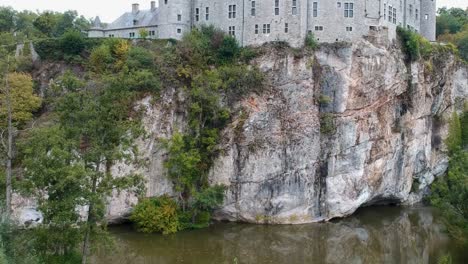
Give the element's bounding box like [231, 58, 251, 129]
[132, 3, 139, 14]
[151, 1, 156, 11]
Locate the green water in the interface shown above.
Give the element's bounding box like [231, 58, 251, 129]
[93, 206, 467, 264]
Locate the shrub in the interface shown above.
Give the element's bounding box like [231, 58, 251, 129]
[59, 30, 86, 55]
[89, 44, 114, 73]
[130, 195, 180, 235]
[397, 27, 432, 62]
[139, 28, 149, 39]
[34, 39, 62, 60]
[305, 32, 318, 50]
[124, 70, 160, 93]
[127, 46, 154, 70]
[320, 113, 336, 135]
[318, 94, 332, 106]
[193, 185, 226, 212]
[217, 36, 240, 63]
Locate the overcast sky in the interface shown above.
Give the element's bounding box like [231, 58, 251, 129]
[1, 0, 467, 22]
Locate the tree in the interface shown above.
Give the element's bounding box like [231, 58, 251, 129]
[456, 32, 468, 62]
[59, 30, 85, 55]
[55, 10, 77, 37]
[33, 12, 58, 36]
[0, 73, 42, 125]
[0, 7, 15, 33]
[446, 112, 462, 154]
[20, 73, 145, 262]
[0, 69, 41, 218]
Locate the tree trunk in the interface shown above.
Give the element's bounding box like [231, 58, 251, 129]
[81, 164, 99, 264]
[4, 55, 12, 219]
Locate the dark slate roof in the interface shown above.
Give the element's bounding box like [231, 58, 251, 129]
[106, 9, 158, 30]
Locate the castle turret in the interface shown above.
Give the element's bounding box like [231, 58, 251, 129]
[157, 0, 192, 40]
[88, 16, 105, 38]
[420, 0, 436, 41]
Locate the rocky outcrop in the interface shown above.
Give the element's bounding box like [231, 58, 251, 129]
[207, 40, 466, 223]
[107, 39, 467, 224]
[13, 39, 467, 225]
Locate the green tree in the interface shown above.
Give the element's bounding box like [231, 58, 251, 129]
[446, 111, 462, 154]
[20, 72, 144, 263]
[33, 12, 58, 36]
[0, 7, 16, 33]
[456, 32, 468, 62]
[55, 10, 77, 37]
[59, 30, 85, 55]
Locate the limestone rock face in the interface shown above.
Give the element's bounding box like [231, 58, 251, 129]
[111, 39, 467, 224]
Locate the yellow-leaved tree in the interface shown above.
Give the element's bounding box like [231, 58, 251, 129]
[0, 72, 42, 126]
[1, 71, 42, 216]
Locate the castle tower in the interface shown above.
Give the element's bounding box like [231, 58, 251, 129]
[420, 0, 436, 41]
[157, 0, 192, 40]
[88, 16, 105, 38]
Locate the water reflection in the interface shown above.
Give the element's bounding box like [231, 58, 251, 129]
[93, 206, 466, 264]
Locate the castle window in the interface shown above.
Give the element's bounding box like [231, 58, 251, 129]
[133, 20, 138, 26]
[252, 1, 256, 16]
[337, 2, 341, 8]
[314, 26, 323, 31]
[129, 32, 135, 38]
[344, 3, 353, 18]
[409, 5, 413, 17]
[275, 0, 280, 15]
[388, 5, 392, 22]
[313, 2, 318, 17]
[178, 14, 182, 22]
[292, 0, 298, 15]
[384, 4, 386, 20]
[399, 0, 402, 12]
[165, 0, 168, 4]
[206, 7, 210, 20]
[195, 8, 200, 22]
[255, 24, 259, 34]
[177, 28, 181, 34]
[415, 9, 418, 20]
[392, 8, 397, 24]
[285, 23, 289, 33]
[425, 14, 429, 20]
[229, 26, 236, 36]
[263, 24, 271, 34]
[346, 26, 353, 32]
[229, 5, 237, 19]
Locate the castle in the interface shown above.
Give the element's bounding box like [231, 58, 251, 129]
[88, 0, 437, 47]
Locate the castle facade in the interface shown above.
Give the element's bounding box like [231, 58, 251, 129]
[88, 0, 437, 47]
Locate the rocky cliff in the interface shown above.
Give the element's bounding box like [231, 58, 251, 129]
[104, 38, 467, 224]
[13, 39, 468, 225]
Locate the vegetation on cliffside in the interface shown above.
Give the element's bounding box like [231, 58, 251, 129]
[436, 7, 468, 62]
[431, 107, 468, 248]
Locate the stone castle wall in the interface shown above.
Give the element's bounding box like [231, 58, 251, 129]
[89, 0, 437, 47]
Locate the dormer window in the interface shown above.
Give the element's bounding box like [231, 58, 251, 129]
[133, 20, 138, 26]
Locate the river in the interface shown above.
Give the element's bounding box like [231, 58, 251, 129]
[93, 206, 467, 264]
